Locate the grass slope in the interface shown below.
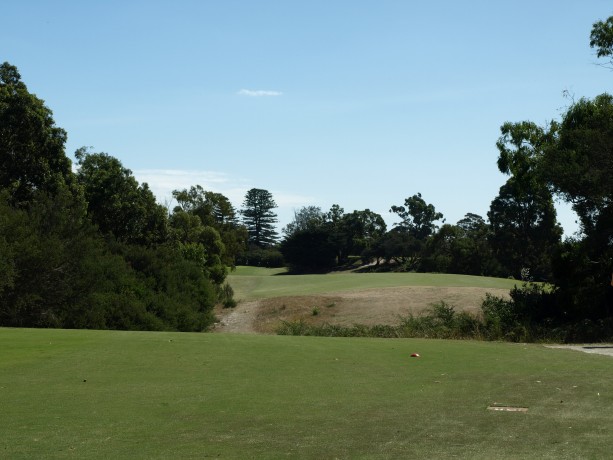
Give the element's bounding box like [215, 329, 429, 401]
[2, 328, 612, 459]
[228, 266, 521, 301]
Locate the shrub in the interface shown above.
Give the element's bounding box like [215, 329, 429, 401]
[480, 293, 518, 340]
[217, 283, 237, 308]
[277, 302, 481, 339]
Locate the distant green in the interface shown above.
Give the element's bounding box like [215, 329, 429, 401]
[228, 266, 520, 301]
[2, 328, 611, 459]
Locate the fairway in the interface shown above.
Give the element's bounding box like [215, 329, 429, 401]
[2, 328, 612, 459]
[227, 266, 521, 301]
[220, 267, 519, 333]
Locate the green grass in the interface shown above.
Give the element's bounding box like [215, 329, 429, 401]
[228, 266, 521, 301]
[2, 328, 612, 459]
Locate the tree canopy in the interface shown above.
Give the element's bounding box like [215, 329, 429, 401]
[0, 63, 224, 331]
[0, 62, 73, 205]
[590, 16, 613, 66]
[390, 193, 444, 239]
[75, 148, 168, 246]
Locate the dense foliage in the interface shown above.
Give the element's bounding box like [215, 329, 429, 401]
[0, 63, 227, 331]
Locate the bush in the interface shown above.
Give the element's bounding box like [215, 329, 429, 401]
[509, 282, 558, 324]
[480, 293, 519, 340]
[217, 283, 237, 308]
[275, 285, 613, 342]
[277, 302, 481, 339]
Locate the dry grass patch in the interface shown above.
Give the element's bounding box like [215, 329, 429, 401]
[249, 286, 511, 334]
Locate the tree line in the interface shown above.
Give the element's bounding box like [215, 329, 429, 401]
[0, 62, 269, 331]
[1, 15, 612, 334]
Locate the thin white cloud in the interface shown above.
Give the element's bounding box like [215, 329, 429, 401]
[237, 89, 283, 97]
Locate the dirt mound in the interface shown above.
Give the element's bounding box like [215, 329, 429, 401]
[214, 286, 510, 334]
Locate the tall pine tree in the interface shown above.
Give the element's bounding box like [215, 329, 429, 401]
[241, 188, 279, 247]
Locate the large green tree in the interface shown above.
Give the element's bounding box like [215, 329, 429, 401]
[488, 178, 562, 280]
[590, 16, 613, 67]
[489, 121, 562, 280]
[172, 185, 247, 267]
[168, 209, 227, 285]
[0, 63, 218, 331]
[75, 149, 168, 246]
[390, 193, 444, 239]
[279, 206, 387, 271]
[341, 209, 387, 260]
[173, 185, 239, 227]
[241, 188, 279, 247]
[540, 94, 613, 317]
[421, 214, 502, 276]
[542, 95, 613, 243]
[0, 62, 74, 204]
[383, 193, 443, 270]
[0, 62, 73, 203]
[282, 206, 325, 238]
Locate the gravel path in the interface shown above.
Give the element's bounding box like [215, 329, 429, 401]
[213, 300, 259, 333]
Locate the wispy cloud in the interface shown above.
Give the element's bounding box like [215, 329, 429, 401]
[237, 89, 283, 97]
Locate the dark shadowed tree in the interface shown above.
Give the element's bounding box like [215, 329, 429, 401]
[342, 209, 387, 259]
[369, 228, 423, 270]
[541, 94, 613, 317]
[280, 228, 337, 273]
[325, 204, 347, 264]
[490, 121, 562, 279]
[421, 213, 502, 276]
[543, 95, 613, 244]
[488, 178, 561, 280]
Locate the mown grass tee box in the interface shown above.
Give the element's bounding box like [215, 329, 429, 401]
[1, 328, 612, 459]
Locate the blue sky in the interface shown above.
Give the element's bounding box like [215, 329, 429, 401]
[4, 1, 613, 235]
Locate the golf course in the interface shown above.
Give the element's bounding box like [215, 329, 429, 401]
[216, 267, 519, 334]
[3, 270, 613, 459]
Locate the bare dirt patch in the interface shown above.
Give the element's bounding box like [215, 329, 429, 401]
[213, 286, 511, 334]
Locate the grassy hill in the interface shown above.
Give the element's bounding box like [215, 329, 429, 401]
[228, 266, 521, 301]
[2, 328, 612, 459]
